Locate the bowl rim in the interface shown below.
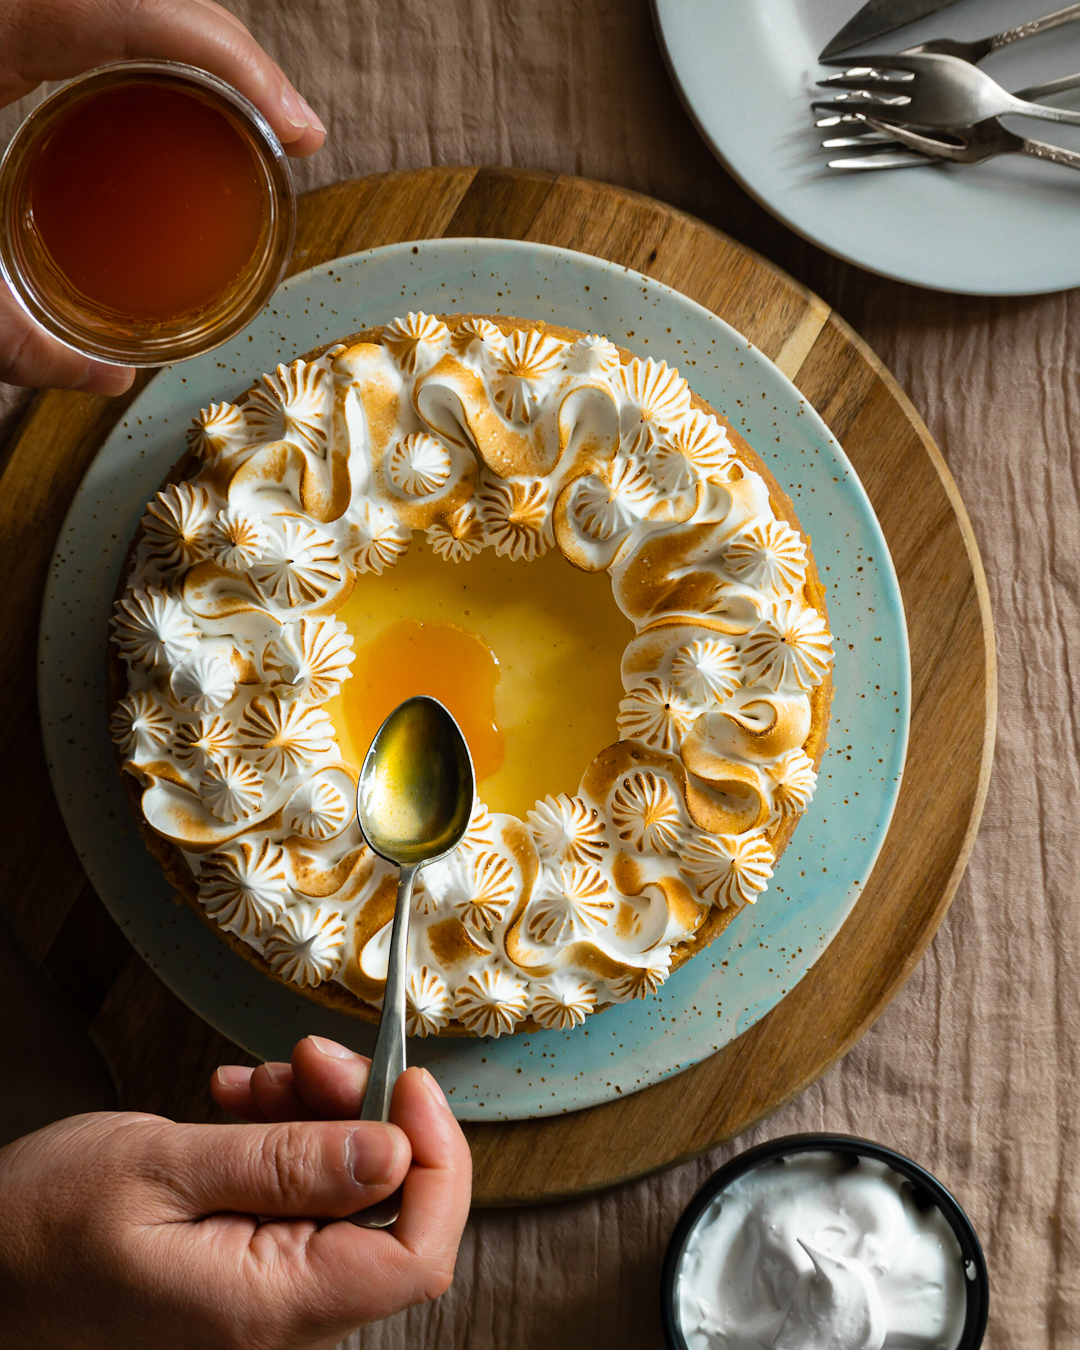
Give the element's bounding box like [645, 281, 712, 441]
[0, 58, 296, 366]
[659, 1131, 989, 1350]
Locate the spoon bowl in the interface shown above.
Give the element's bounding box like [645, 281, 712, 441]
[350, 695, 474, 1230]
[358, 694, 474, 868]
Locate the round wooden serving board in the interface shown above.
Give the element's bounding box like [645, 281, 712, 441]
[0, 167, 995, 1206]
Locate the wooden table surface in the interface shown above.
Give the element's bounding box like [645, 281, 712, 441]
[0, 3, 1074, 1345]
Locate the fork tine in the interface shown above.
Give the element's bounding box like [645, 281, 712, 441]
[817, 73, 914, 91]
[819, 66, 879, 80]
[819, 52, 926, 71]
[827, 150, 934, 169]
[815, 112, 871, 128]
[811, 97, 910, 116]
[813, 90, 910, 103]
[821, 131, 898, 148]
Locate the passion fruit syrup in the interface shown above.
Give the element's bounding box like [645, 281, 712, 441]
[27, 80, 266, 320]
[330, 541, 634, 821]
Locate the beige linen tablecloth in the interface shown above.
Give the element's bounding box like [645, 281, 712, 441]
[1, 4, 1074, 1346]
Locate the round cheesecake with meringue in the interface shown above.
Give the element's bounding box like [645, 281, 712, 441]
[108, 313, 833, 1038]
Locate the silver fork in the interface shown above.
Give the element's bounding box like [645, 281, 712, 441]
[814, 51, 1080, 128]
[816, 67, 1080, 132]
[827, 114, 1080, 171]
[817, 4, 1080, 132]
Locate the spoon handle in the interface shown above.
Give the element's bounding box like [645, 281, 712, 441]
[349, 862, 417, 1229]
[361, 862, 416, 1123]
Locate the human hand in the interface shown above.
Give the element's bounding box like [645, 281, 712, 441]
[0, 0, 326, 393]
[0, 1036, 472, 1350]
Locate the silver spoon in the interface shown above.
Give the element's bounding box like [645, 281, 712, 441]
[348, 695, 474, 1229]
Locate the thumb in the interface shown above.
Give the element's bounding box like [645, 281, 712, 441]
[0, 285, 134, 393]
[138, 1118, 411, 1220]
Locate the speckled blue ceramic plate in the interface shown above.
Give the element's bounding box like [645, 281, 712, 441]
[653, 0, 1080, 295]
[39, 239, 909, 1121]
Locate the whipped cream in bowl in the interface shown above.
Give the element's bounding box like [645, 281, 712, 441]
[661, 1135, 988, 1350]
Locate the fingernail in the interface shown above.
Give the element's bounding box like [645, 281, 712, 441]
[422, 1068, 450, 1112]
[349, 1125, 401, 1185]
[216, 1065, 251, 1086]
[264, 1062, 290, 1084]
[298, 94, 326, 136]
[280, 83, 307, 132]
[309, 1035, 356, 1060]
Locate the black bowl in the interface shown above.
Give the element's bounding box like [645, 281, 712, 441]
[660, 1133, 988, 1350]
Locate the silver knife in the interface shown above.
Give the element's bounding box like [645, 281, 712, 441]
[819, 0, 965, 59]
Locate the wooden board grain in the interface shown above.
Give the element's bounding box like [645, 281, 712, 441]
[0, 167, 995, 1205]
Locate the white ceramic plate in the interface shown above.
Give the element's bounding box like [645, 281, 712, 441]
[39, 239, 909, 1120]
[653, 0, 1080, 294]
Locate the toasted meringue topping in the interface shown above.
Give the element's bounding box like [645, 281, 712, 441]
[461, 801, 498, 851]
[208, 505, 268, 571]
[170, 653, 236, 712]
[142, 483, 212, 571]
[448, 851, 516, 935]
[639, 437, 698, 495]
[202, 756, 264, 823]
[528, 863, 613, 943]
[572, 457, 655, 541]
[566, 333, 621, 378]
[346, 501, 410, 575]
[454, 965, 529, 1038]
[742, 601, 833, 692]
[173, 713, 233, 770]
[387, 432, 453, 496]
[246, 360, 329, 453]
[607, 946, 673, 1001]
[425, 503, 484, 562]
[405, 966, 453, 1037]
[478, 477, 551, 561]
[620, 358, 692, 433]
[770, 749, 818, 820]
[611, 771, 685, 854]
[531, 974, 598, 1029]
[618, 678, 696, 752]
[383, 311, 450, 374]
[110, 690, 172, 759]
[264, 906, 345, 987]
[186, 401, 244, 460]
[198, 839, 288, 938]
[526, 793, 608, 865]
[263, 618, 353, 704]
[111, 586, 201, 671]
[492, 329, 565, 422]
[680, 831, 775, 909]
[670, 639, 741, 704]
[669, 409, 734, 480]
[252, 520, 341, 606]
[450, 316, 506, 356]
[238, 692, 334, 776]
[285, 779, 349, 840]
[725, 519, 808, 595]
[113, 314, 832, 1033]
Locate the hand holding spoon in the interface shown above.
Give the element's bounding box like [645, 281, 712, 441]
[349, 695, 473, 1228]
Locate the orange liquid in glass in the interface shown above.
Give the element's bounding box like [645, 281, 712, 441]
[26, 80, 265, 319]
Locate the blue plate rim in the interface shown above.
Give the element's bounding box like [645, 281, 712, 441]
[37, 236, 911, 1120]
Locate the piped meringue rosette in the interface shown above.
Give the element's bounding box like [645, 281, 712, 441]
[107, 313, 833, 1038]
